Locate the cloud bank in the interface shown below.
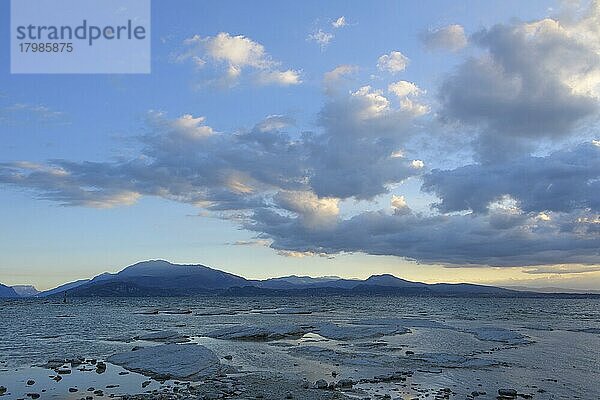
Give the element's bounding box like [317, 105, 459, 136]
[1, 3, 599, 269]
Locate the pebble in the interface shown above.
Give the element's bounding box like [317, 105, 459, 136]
[498, 388, 517, 397]
[26, 380, 35, 386]
[314, 379, 328, 389]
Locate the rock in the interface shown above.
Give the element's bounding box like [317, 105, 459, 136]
[471, 327, 530, 345]
[316, 322, 410, 340]
[26, 394, 40, 399]
[207, 324, 309, 341]
[336, 379, 353, 388]
[223, 355, 233, 360]
[135, 330, 189, 343]
[285, 392, 293, 398]
[26, 380, 35, 386]
[314, 379, 328, 389]
[118, 371, 130, 375]
[52, 375, 62, 382]
[95, 361, 107, 373]
[498, 388, 518, 397]
[141, 381, 151, 388]
[44, 360, 65, 369]
[107, 344, 220, 381]
[405, 350, 414, 355]
[57, 367, 71, 374]
[68, 387, 78, 393]
[0, 386, 6, 395]
[132, 346, 145, 351]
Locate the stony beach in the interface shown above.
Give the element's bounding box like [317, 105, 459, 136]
[0, 297, 598, 399]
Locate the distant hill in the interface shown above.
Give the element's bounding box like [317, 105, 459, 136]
[54, 260, 251, 297]
[11, 285, 40, 297]
[0, 283, 19, 298]
[38, 279, 90, 297]
[29, 259, 598, 298]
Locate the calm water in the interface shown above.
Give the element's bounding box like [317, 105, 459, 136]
[1, 296, 599, 399]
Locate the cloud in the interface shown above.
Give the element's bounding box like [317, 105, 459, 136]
[247, 205, 600, 267]
[274, 190, 339, 229]
[421, 24, 467, 51]
[309, 85, 427, 199]
[256, 69, 302, 86]
[332, 16, 347, 29]
[307, 29, 334, 50]
[438, 3, 600, 161]
[391, 195, 411, 215]
[0, 103, 68, 126]
[377, 51, 409, 74]
[422, 143, 600, 214]
[387, 81, 429, 116]
[176, 32, 301, 87]
[523, 265, 600, 275]
[324, 65, 358, 85]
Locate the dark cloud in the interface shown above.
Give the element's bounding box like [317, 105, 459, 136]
[422, 143, 600, 214]
[246, 206, 599, 267]
[438, 5, 600, 161]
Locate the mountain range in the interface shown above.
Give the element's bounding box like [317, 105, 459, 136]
[1, 260, 598, 298]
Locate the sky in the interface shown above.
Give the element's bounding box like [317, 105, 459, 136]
[0, 0, 599, 291]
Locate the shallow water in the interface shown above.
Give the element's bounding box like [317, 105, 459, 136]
[1, 296, 599, 399]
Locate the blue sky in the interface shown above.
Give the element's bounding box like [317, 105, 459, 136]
[1, 0, 599, 290]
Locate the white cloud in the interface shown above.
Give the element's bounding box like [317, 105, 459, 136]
[172, 114, 214, 138]
[388, 81, 422, 97]
[391, 195, 411, 215]
[257, 69, 302, 86]
[421, 24, 467, 51]
[332, 16, 347, 28]
[177, 32, 300, 86]
[308, 29, 334, 50]
[388, 81, 429, 116]
[324, 65, 358, 84]
[377, 51, 409, 74]
[410, 160, 425, 169]
[275, 190, 339, 229]
[351, 86, 390, 119]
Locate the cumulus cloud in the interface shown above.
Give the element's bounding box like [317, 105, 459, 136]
[323, 65, 358, 87]
[421, 24, 467, 51]
[176, 32, 301, 86]
[422, 143, 600, 214]
[309, 85, 427, 199]
[256, 69, 302, 86]
[387, 81, 429, 116]
[438, 3, 600, 161]
[377, 51, 409, 74]
[274, 190, 339, 229]
[3, 5, 600, 269]
[391, 195, 411, 215]
[247, 205, 600, 267]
